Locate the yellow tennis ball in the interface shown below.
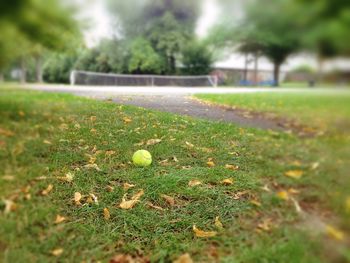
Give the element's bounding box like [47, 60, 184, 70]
[132, 150, 152, 167]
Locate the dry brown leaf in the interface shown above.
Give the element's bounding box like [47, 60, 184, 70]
[119, 190, 144, 209]
[106, 185, 114, 192]
[214, 216, 223, 229]
[225, 164, 239, 171]
[89, 193, 98, 205]
[221, 178, 234, 185]
[123, 183, 135, 191]
[54, 215, 66, 224]
[193, 225, 217, 238]
[207, 161, 215, 167]
[90, 128, 97, 134]
[326, 225, 345, 241]
[123, 117, 132, 124]
[146, 202, 164, 211]
[41, 184, 53, 196]
[84, 163, 101, 171]
[105, 150, 116, 156]
[0, 128, 14, 137]
[51, 248, 64, 256]
[284, 170, 303, 179]
[146, 138, 162, 145]
[74, 192, 82, 205]
[173, 253, 193, 263]
[161, 194, 175, 206]
[185, 141, 194, 148]
[276, 191, 289, 201]
[188, 180, 202, 187]
[110, 254, 134, 263]
[57, 172, 74, 183]
[90, 116, 97, 122]
[3, 199, 17, 214]
[232, 190, 249, 200]
[257, 219, 272, 232]
[103, 208, 111, 220]
[250, 199, 262, 207]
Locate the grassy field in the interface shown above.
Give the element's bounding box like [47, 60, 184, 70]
[1, 87, 349, 262]
[195, 92, 350, 133]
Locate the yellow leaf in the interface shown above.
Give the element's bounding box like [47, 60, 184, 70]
[123, 183, 135, 191]
[119, 190, 144, 209]
[173, 253, 193, 263]
[276, 191, 289, 201]
[346, 197, 350, 214]
[221, 178, 234, 185]
[41, 184, 53, 196]
[146, 138, 162, 145]
[215, 216, 223, 229]
[188, 180, 202, 187]
[123, 117, 132, 123]
[51, 248, 64, 256]
[103, 208, 111, 220]
[57, 172, 74, 182]
[193, 225, 217, 238]
[225, 164, 239, 171]
[207, 161, 215, 167]
[185, 141, 194, 148]
[3, 199, 17, 214]
[161, 194, 175, 206]
[326, 225, 345, 241]
[54, 215, 66, 224]
[250, 199, 262, 207]
[43, 140, 52, 145]
[74, 192, 82, 205]
[310, 162, 319, 170]
[285, 170, 303, 179]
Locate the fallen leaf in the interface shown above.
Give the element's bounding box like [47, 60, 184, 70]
[250, 199, 262, 207]
[123, 117, 132, 124]
[257, 219, 272, 232]
[221, 178, 234, 185]
[119, 189, 144, 209]
[18, 111, 25, 117]
[173, 253, 193, 263]
[74, 123, 81, 129]
[215, 216, 223, 229]
[57, 172, 74, 182]
[74, 192, 82, 205]
[346, 197, 350, 214]
[146, 138, 162, 145]
[2, 175, 14, 181]
[89, 193, 98, 205]
[110, 254, 133, 263]
[207, 161, 215, 167]
[232, 190, 249, 200]
[41, 184, 53, 196]
[193, 225, 217, 238]
[43, 140, 52, 145]
[54, 215, 66, 224]
[105, 150, 116, 156]
[90, 128, 97, 133]
[326, 225, 345, 241]
[84, 163, 101, 171]
[261, 184, 271, 192]
[146, 202, 164, 211]
[161, 194, 175, 206]
[51, 248, 64, 256]
[185, 141, 194, 148]
[0, 128, 14, 137]
[276, 191, 289, 201]
[3, 199, 17, 214]
[310, 162, 319, 170]
[104, 208, 111, 220]
[288, 188, 300, 195]
[188, 180, 202, 187]
[123, 183, 135, 191]
[106, 185, 114, 192]
[90, 116, 97, 122]
[285, 170, 303, 179]
[225, 164, 239, 171]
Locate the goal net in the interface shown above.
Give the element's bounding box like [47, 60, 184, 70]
[70, 70, 218, 87]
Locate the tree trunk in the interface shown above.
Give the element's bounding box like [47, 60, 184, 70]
[20, 57, 27, 84]
[35, 56, 43, 83]
[273, 62, 281, 87]
[243, 53, 248, 82]
[0, 72, 4, 83]
[169, 55, 176, 74]
[253, 53, 259, 86]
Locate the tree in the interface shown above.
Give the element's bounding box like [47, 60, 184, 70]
[181, 41, 213, 75]
[128, 38, 163, 74]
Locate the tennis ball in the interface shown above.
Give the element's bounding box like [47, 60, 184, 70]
[132, 150, 152, 167]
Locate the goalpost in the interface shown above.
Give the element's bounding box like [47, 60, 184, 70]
[70, 70, 218, 87]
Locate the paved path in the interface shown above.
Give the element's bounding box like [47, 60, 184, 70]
[22, 84, 350, 131]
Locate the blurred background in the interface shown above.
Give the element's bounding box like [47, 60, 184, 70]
[0, 0, 350, 87]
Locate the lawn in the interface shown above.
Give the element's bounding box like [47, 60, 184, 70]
[194, 91, 350, 133]
[1, 87, 349, 262]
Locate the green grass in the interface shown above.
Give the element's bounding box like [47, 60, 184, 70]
[1, 87, 349, 262]
[195, 92, 350, 133]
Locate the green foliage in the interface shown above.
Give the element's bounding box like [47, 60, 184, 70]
[43, 52, 78, 83]
[128, 38, 163, 74]
[181, 41, 213, 75]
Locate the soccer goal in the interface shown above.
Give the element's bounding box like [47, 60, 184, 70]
[70, 70, 218, 87]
